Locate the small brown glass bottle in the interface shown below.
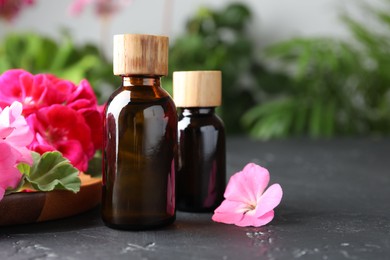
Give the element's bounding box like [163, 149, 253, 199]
[173, 71, 226, 212]
[102, 34, 177, 230]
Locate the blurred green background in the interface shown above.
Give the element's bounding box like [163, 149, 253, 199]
[1, 1, 390, 139]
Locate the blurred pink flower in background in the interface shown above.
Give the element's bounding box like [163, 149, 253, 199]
[68, 0, 132, 18]
[0, 69, 103, 172]
[0, 101, 33, 200]
[68, 0, 133, 58]
[212, 163, 283, 227]
[0, 0, 34, 22]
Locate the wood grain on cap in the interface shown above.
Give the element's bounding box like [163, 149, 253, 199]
[173, 71, 222, 107]
[113, 34, 169, 76]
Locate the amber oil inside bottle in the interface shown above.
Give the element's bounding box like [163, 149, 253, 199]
[102, 76, 177, 230]
[177, 107, 225, 212]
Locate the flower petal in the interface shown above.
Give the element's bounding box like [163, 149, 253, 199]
[0, 126, 14, 139]
[56, 140, 88, 171]
[236, 210, 275, 227]
[212, 211, 244, 225]
[9, 101, 23, 119]
[224, 163, 270, 203]
[214, 199, 248, 214]
[80, 109, 103, 150]
[0, 142, 23, 200]
[255, 183, 283, 218]
[68, 0, 93, 16]
[4, 101, 33, 146]
[14, 147, 33, 165]
[0, 188, 5, 200]
[212, 200, 246, 224]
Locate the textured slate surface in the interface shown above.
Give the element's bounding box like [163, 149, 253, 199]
[1, 138, 389, 260]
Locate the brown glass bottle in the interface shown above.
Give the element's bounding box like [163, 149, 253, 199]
[102, 34, 177, 229]
[177, 107, 226, 212]
[173, 71, 226, 212]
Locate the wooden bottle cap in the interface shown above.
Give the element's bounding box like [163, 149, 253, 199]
[113, 34, 169, 76]
[173, 71, 222, 107]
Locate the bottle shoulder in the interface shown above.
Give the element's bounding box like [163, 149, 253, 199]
[107, 85, 174, 106]
[105, 86, 177, 122]
[178, 112, 225, 130]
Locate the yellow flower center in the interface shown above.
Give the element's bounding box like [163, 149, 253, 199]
[243, 202, 257, 215]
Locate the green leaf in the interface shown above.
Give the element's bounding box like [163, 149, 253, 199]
[293, 100, 308, 135]
[296, 45, 311, 80]
[20, 152, 81, 193]
[50, 36, 74, 71]
[17, 163, 31, 176]
[322, 101, 336, 137]
[0, 32, 115, 104]
[309, 100, 323, 138]
[241, 97, 296, 139]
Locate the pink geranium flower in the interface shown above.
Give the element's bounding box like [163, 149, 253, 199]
[0, 70, 99, 112]
[0, 0, 34, 22]
[68, 0, 132, 18]
[28, 105, 94, 172]
[0, 69, 46, 115]
[0, 69, 103, 172]
[0, 101, 33, 200]
[65, 79, 103, 150]
[212, 163, 283, 227]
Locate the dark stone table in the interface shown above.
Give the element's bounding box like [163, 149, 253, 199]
[1, 138, 389, 259]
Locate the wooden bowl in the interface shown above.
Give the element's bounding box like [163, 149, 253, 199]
[0, 173, 101, 226]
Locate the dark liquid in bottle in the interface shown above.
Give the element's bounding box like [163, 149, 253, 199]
[177, 107, 225, 212]
[102, 77, 177, 230]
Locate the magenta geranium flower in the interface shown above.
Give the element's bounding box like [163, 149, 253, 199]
[0, 0, 35, 22]
[68, 0, 132, 18]
[27, 105, 94, 172]
[212, 163, 283, 227]
[0, 69, 103, 172]
[0, 101, 33, 200]
[0, 70, 84, 115]
[0, 69, 46, 115]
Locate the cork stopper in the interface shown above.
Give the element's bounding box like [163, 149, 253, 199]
[113, 34, 169, 76]
[173, 71, 222, 107]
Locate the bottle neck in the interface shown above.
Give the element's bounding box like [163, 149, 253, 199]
[180, 107, 216, 116]
[122, 75, 161, 87]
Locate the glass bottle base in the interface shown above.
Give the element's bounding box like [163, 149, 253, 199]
[177, 204, 218, 213]
[102, 215, 176, 231]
